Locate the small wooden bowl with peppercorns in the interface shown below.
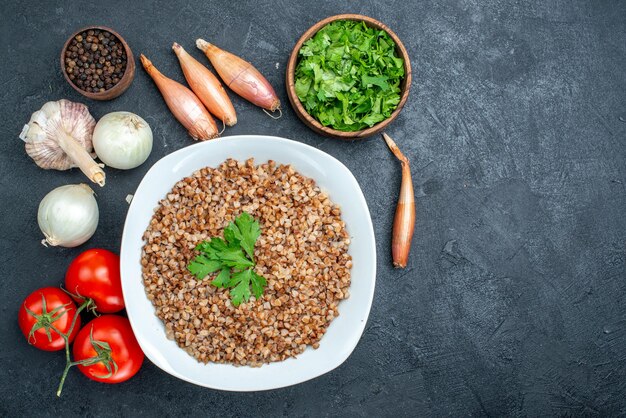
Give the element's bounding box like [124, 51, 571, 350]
[61, 26, 135, 101]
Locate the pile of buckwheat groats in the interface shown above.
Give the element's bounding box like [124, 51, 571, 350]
[141, 158, 352, 366]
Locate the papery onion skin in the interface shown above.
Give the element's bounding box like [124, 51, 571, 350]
[382, 133, 415, 268]
[140, 54, 218, 141]
[196, 39, 280, 112]
[173, 43, 237, 126]
[37, 184, 99, 248]
[93, 112, 153, 170]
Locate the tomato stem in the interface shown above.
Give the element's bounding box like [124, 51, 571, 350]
[55, 297, 95, 397]
[61, 286, 100, 316]
[24, 295, 73, 346]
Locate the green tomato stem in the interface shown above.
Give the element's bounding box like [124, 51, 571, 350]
[55, 297, 93, 397]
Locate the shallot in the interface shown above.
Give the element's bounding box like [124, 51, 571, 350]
[140, 54, 219, 140]
[173, 42, 237, 126]
[382, 133, 415, 268]
[196, 39, 281, 115]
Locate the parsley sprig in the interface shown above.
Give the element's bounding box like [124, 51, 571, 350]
[188, 212, 267, 306]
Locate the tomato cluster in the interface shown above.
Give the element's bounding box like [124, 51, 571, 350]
[18, 249, 144, 395]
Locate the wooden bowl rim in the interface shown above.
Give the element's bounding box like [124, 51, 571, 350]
[286, 14, 412, 140]
[60, 25, 135, 101]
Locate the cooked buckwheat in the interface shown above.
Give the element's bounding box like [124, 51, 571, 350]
[141, 158, 352, 366]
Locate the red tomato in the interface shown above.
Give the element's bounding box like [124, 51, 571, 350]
[18, 287, 81, 351]
[73, 315, 144, 384]
[65, 249, 124, 313]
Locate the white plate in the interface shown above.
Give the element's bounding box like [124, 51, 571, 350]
[120, 135, 376, 391]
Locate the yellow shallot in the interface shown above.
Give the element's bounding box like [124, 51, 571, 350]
[196, 39, 281, 114]
[172, 42, 237, 127]
[382, 133, 415, 268]
[140, 54, 218, 140]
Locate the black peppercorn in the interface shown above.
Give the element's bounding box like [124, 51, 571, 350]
[65, 28, 127, 93]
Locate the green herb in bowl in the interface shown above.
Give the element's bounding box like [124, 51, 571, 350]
[294, 20, 405, 132]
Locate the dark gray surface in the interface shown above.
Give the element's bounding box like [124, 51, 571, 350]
[1, 0, 625, 416]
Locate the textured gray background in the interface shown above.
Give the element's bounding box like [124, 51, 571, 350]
[1, 0, 625, 416]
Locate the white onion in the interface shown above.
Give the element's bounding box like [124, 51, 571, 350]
[93, 111, 153, 170]
[37, 184, 99, 247]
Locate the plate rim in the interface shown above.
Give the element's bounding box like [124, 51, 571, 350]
[120, 135, 377, 391]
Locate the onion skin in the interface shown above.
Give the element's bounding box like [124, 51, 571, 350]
[38, 184, 99, 248]
[196, 39, 280, 112]
[382, 133, 415, 268]
[92, 112, 153, 170]
[172, 43, 237, 126]
[140, 54, 218, 140]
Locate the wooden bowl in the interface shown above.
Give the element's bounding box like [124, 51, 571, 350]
[61, 26, 135, 101]
[286, 14, 412, 140]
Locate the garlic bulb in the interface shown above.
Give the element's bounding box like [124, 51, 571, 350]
[20, 99, 106, 186]
[93, 112, 153, 169]
[38, 184, 99, 248]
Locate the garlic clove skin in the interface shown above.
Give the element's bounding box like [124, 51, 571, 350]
[20, 100, 105, 186]
[37, 184, 99, 248]
[20, 100, 96, 170]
